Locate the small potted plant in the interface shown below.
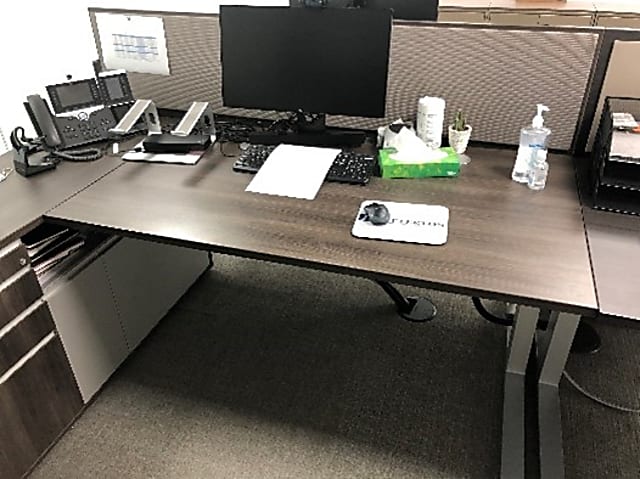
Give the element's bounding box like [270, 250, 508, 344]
[448, 110, 472, 163]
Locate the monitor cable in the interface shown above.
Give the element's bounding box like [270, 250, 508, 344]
[563, 370, 640, 414]
[472, 297, 514, 327]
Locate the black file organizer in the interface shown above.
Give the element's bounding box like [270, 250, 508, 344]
[591, 97, 640, 215]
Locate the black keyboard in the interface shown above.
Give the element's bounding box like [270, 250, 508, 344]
[232, 144, 375, 185]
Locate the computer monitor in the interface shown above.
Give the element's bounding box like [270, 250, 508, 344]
[289, 0, 439, 21]
[366, 0, 438, 20]
[220, 6, 392, 120]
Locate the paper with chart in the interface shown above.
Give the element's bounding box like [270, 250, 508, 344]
[96, 13, 170, 75]
[246, 144, 340, 200]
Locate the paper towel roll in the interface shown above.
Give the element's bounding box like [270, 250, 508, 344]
[416, 96, 445, 149]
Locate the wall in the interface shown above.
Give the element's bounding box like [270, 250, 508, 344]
[86, 0, 288, 14]
[0, 1, 287, 139]
[0, 2, 97, 137]
[588, 40, 640, 150]
[0, 127, 8, 154]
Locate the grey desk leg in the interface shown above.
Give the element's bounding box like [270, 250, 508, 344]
[536, 312, 580, 479]
[501, 305, 539, 479]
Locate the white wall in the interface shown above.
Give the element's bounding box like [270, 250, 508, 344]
[0, 2, 97, 137]
[0, 127, 8, 154]
[86, 0, 288, 14]
[0, 1, 288, 140]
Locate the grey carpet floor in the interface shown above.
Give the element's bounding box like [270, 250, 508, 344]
[30, 255, 640, 479]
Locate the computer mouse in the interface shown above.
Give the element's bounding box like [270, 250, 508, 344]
[362, 202, 390, 226]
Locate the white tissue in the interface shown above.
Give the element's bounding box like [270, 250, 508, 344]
[384, 123, 447, 164]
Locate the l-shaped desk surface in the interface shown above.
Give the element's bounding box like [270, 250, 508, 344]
[40, 144, 597, 316]
[3, 139, 637, 479]
[0, 154, 122, 247]
[4, 140, 640, 320]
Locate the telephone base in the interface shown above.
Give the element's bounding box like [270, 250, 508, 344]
[13, 150, 57, 177]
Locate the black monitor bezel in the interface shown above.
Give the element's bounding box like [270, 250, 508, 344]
[220, 5, 392, 119]
[46, 79, 102, 114]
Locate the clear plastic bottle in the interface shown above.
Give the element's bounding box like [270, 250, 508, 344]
[512, 105, 551, 183]
[528, 153, 549, 190]
[416, 96, 445, 149]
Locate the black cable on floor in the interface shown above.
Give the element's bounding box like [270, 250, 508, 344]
[471, 297, 513, 326]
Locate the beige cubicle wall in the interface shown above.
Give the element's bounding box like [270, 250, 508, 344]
[439, 1, 640, 27]
[596, 15, 640, 28]
[588, 40, 640, 151]
[90, 8, 599, 152]
[438, 8, 488, 23]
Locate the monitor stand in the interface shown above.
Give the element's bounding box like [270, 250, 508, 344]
[249, 112, 365, 148]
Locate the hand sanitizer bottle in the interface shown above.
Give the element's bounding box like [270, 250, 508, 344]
[511, 104, 551, 183]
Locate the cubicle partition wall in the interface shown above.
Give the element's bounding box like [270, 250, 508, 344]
[89, 8, 601, 152]
[582, 32, 640, 152]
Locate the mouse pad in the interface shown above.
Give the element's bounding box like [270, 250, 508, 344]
[351, 200, 449, 245]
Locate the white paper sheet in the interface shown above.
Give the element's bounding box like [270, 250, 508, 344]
[96, 13, 170, 75]
[245, 144, 340, 200]
[352, 200, 449, 245]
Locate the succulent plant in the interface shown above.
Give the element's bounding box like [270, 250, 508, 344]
[453, 110, 468, 132]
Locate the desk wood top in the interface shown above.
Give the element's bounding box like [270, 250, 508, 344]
[0, 151, 123, 249]
[46, 144, 597, 315]
[583, 208, 640, 320]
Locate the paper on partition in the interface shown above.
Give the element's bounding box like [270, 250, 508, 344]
[96, 13, 170, 75]
[246, 144, 339, 200]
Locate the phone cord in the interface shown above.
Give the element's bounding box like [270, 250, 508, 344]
[49, 147, 103, 162]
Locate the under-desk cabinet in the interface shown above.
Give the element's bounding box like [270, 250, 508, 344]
[101, 237, 211, 351]
[45, 237, 209, 402]
[0, 235, 208, 478]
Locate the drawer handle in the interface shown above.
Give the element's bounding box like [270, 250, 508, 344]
[19, 258, 27, 266]
[0, 332, 56, 385]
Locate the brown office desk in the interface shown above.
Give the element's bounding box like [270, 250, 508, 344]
[0, 150, 123, 478]
[46, 143, 596, 479]
[0, 151, 123, 249]
[583, 208, 640, 321]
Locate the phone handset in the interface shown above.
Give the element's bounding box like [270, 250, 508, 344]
[26, 95, 62, 148]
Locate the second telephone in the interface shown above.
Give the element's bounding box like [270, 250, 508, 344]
[25, 78, 117, 150]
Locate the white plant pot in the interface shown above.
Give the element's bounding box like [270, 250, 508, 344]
[448, 125, 472, 154]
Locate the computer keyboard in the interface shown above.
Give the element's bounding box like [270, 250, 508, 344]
[232, 144, 375, 185]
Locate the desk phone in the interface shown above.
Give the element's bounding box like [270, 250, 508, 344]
[25, 78, 119, 151]
[25, 95, 116, 150]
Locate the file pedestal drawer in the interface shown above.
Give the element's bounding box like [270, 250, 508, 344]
[0, 239, 82, 479]
[0, 302, 55, 374]
[0, 270, 42, 330]
[0, 334, 82, 479]
[0, 242, 29, 285]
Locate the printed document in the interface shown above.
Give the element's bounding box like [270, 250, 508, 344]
[246, 144, 339, 200]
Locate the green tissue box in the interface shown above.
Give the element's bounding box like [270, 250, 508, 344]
[378, 147, 460, 178]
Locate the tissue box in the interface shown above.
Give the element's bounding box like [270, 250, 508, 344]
[378, 147, 460, 179]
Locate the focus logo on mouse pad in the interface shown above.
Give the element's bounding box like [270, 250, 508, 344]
[352, 200, 449, 245]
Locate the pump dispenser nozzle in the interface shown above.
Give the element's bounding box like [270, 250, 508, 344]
[532, 104, 549, 129]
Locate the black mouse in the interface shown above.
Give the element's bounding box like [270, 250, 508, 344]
[362, 202, 390, 226]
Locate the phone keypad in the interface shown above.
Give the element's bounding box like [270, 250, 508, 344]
[56, 108, 117, 148]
